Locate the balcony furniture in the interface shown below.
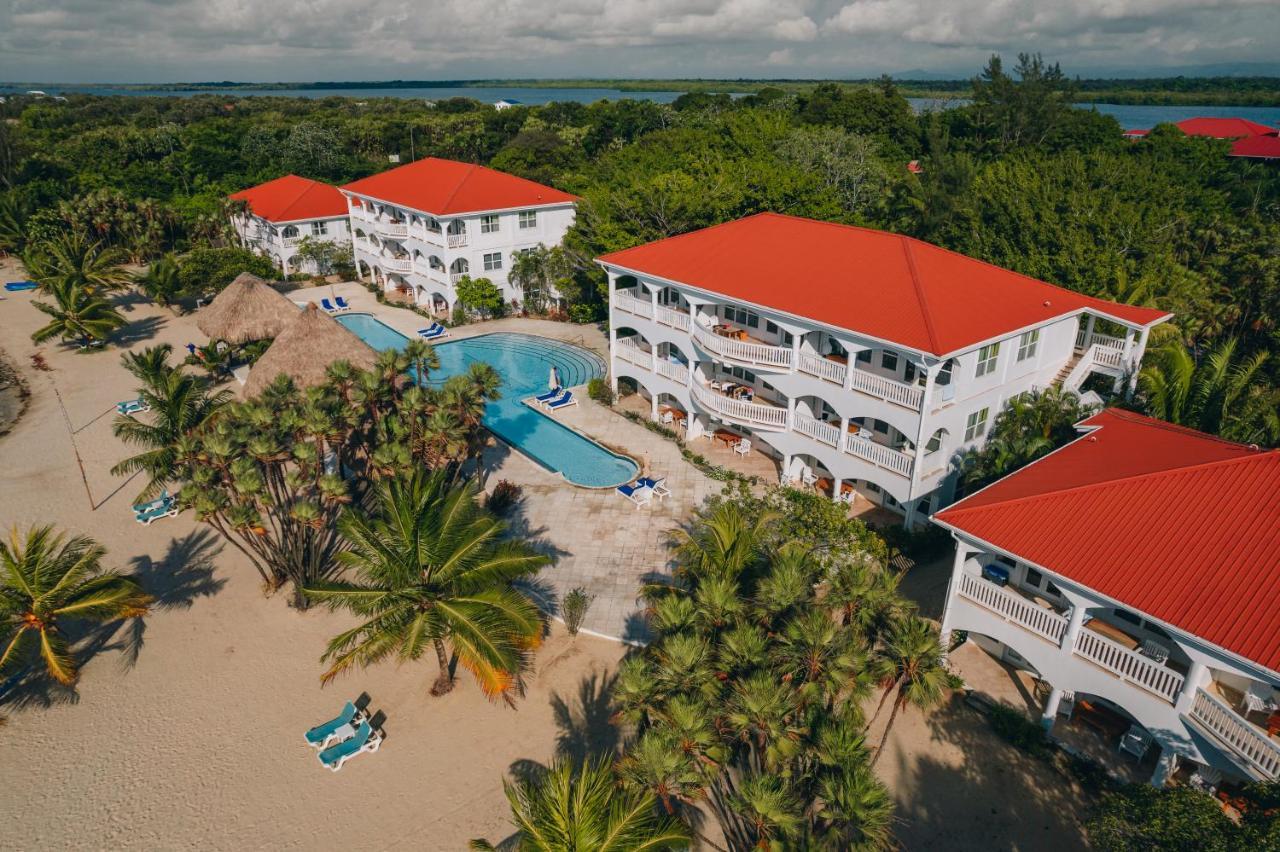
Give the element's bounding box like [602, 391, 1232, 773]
[815, 477, 834, 495]
[801, 468, 817, 486]
[1138, 639, 1171, 664]
[734, 438, 752, 456]
[1085, 619, 1141, 650]
[825, 353, 848, 365]
[660, 410, 673, 424]
[1189, 766, 1223, 793]
[1242, 691, 1278, 715]
[1119, 724, 1153, 759]
[1268, 712, 1280, 738]
[981, 564, 1010, 587]
[712, 429, 740, 449]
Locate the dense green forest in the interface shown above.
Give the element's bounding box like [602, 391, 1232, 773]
[2, 54, 1277, 443]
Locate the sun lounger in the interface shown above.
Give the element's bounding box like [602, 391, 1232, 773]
[320, 298, 339, 313]
[616, 482, 652, 508]
[134, 495, 177, 525]
[417, 323, 448, 340]
[304, 700, 361, 750]
[317, 720, 382, 772]
[536, 389, 569, 409]
[545, 391, 577, 411]
[4, 281, 38, 292]
[116, 398, 150, 416]
[534, 386, 563, 403]
[637, 476, 670, 500]
[334, 296, 351, 310]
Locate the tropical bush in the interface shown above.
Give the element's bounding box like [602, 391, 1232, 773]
[587, 376, 614, 405]
[485, 479, 522, 515]
[561, 587, 594, 636]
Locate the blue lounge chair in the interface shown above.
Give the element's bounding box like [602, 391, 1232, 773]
[534, 386, 562, 404]
[116, 398, 150, 416]
[546, 391, 577, 411]
[334, 296, 352, 310]
[320, 298, 338, 313]
[134, 497, 177, 526]
[304, 700, 360, 750]
[317, 720, 382, 772]
[417, 323, 448, 340]
[4, 281, 38, 292]
[637, 476, 670, 500]
[617, 482, 652, 509]
[537, 389, 569, 409]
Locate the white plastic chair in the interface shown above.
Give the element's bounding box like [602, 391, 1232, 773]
[733, 438, 751, 456]
[659, 410, 674, 425]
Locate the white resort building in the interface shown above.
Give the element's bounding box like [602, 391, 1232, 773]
[597, 213, 1170, 525]
[934, 409, 1280, 788]
[229, 175, 351, 275]
[339, 157, 579, 316]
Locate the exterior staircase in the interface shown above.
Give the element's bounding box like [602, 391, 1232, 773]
[1053, 355, 1082, 387]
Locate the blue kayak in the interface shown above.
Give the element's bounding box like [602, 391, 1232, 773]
[4, 281, 38, 292]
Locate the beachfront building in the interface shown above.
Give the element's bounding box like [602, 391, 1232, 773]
[339, 158, 579, 316]
[933, 409, 1280, 788]
[596, 213, 1170, 526]
[229, 175, 351, 276]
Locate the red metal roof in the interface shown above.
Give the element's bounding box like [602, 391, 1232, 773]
[1125, 117, 1277, 140]
[935, 409, 1280, 672]
[1230, 133, 1280, 160]
[228, 175, 348, 223]
[597, 213, 1170, 356]
[340, 157, 579, 215]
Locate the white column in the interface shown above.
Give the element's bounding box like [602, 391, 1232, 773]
[651, 393, 659, 420]
[1175, 660, 1208, 714]
[786, 396, 796, 431]
[1151, 748, 1178, 788]
[781, 453, 792, 485]
[608, 274, 619, 394]
[1082, 315, 1096, 350]
[790, 332, 801, 373]
[1041, 686, 1065, 731]
[1126, 327, 1150, 397]
[831, 477, 843, 505]
[1061, 602, 1088, 651]
[938, 541, 971, 653]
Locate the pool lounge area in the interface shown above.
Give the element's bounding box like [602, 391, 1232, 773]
[335, 314, 638, 488]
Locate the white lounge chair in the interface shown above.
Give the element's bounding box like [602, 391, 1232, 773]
[637, 476, 670, 501]
[733, 438, 752, 456]
[317, 720, 382, 772]
[616, 482, 652, 508]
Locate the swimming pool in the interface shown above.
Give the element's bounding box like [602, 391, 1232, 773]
[335, 315, 638, 488]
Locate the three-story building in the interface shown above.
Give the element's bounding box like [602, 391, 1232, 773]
[229, 175, 350, 276]
[339, 157, 578, 316]
[933, 409, 1280, 787]
[596, 213, 1170, 525]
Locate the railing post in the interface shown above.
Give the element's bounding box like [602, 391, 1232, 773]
[1175, 660, 1207, 714]
[1061, 602, 1088, 651]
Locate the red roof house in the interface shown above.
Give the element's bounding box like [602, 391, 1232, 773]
[934, 409, 1280, 671]
[340, 157, 579, 215]
[229, 175, 348, 223]
[1124, 116, 1277, 141]
[1230, 133, 1280, 161]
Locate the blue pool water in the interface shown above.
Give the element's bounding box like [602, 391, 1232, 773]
[336, 315, 637, 488]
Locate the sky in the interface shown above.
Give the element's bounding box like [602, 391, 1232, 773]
[1, 0, 1278, 83]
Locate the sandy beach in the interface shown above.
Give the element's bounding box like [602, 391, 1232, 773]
[0, 260, 1094, 850]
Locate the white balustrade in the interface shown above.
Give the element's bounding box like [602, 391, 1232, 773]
[375, 221, 408, 239]
[848, 368, 924, 410]
[1072, 628, 1184, 703]
[655, 303, 691, 332]
[447, 232, 468, 248]
[691, 322, 793, 369]
[615, 340, 652, 368]
[1075, 328, 1087, 350]
[450, 272, 465, 284]
[613, 290, 654, 319]
[691, 383, 789, 429]
[843, 430, 914, 477]
[1188, 689, 1280, 779]
[793, 413, 840, 448]
[1095, 345, 1125, 369]
[381, 257, 413, 273]
[957, 573, 1068, 644]
[655, 359, 690, 385]
[281, 235, 303, 247]
[797, 351, 848, 385]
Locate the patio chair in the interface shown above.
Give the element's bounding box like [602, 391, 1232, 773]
[317, 721, 382, 772]
[418, 323, 449, 340]
[304, 700, 361, 750]
[534, 387, 563, 404]
[659, 410, 674, 425]
[1119, 724, 1152, 760]
[637, 476, 670, 500]
[616, 482, 652, 509]
[545, 391, 577, 411]
[733, 438, 751, 456]
[320, 298, 339, 313]
[116, 398, 150, 416]
[334, 296, 352, 310]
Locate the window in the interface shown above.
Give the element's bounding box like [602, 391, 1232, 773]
[964, 407, 989, 442]
[1025, 567, 1044, 587]
[281, 225, 298, 239]
[480, 214, 500, 234]
[925, 432, 942, 453]
[872, 419, 889, 434]
[975, 343, 1000, 377]
[881, 351, 899, 371]
[782, 331, 794, 347]
[310, 221, 328, 236]
[856, 349, 872, 364]
[483, 252, 503, 271]
[1017, 329, 1040, 362]
[518, 211, 537, 229]
[766, 321, 779, 335]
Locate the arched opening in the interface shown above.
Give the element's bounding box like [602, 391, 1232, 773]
[449, 257, 469, 281]
[282, 225, 299, 239]
[655, 392, 688, 431]
[425, 217, 442, 234]
[428, 255, 445, 272]
[427, 291, 450, 317]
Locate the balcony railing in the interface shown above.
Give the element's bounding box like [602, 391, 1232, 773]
[655, 359, 690, 384]
[1073, 628, 1184, 703]
[613, 290, 654, 319]
[281, 235, 303, 247]
[797, 352, 847, 385]
[692, 383, 788, 430]
[849, 368, 924, 411]
[1188, 688, 1280, 780]
[420, 229, 444, 246]
[447, 232, 468, 248]
[843, 431, 914, 477]
[691, 322, 793, 370]
[957, 573, 1068, 644]
[793, 413, 841, 448]
[655, 304, 691, 332]
[450, 272, 465, 284]
[381, 257, 413, 274]
[615, 340, 652, 369]
[375, 221, 409, 239]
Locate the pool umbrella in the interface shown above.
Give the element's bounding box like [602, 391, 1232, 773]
[641, 453, 651, 478]
[195, 272, 299, 345]
[244, 303, 378, 397]
[549, 365, 560, 390]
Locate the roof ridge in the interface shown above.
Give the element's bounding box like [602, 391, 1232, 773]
[278, 175, 320, 220]
[899, 236, 942, 353]
[940, 449, 1277, 519]
[435, 160, 476, 214]
[1092, 407, 1263, 450]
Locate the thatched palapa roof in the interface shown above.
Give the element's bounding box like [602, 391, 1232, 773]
[244, 302, 378, 397]
[196, 272, 301, 345]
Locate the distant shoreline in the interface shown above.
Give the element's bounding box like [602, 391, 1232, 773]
[4, 77, 1280, 107]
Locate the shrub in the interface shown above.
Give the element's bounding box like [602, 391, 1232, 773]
[987, 703, 1052, 757]
[486, 479, 522, 515]
[587, 377, 614, 405]
[451, 304, 469, 327]
[568, 303, 597, 324]
[562, 587, 594, 636]
[177, 246, 278, 296]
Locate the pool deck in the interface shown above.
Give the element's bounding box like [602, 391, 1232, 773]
[290, 282, 721, 641]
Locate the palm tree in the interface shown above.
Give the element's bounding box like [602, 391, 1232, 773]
[470, 756, 691, 851]
[305, 470, 548, 699]
[961, 386, 1092, 489]
[0, 526, 151, 685]
[24, 231, 132, 293]
[30, 279, 127, 345]
[1139, 338, 1278, 444]
[134, 254, 182, 307]
[0, 193, 30, 254]
[112, 345, 232, 502]
[671, 502, 775, 582]
[869, 617, 949, 767]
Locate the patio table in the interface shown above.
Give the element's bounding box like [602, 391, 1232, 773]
[712, 429, 740, 449]
[1138, 639, 1170, 664]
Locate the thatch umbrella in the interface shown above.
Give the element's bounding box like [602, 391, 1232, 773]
[244, 303, 379, 397]
[196, 272, 300, 345]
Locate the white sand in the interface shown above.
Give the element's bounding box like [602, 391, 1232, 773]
[0, 261, 1090, 849]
